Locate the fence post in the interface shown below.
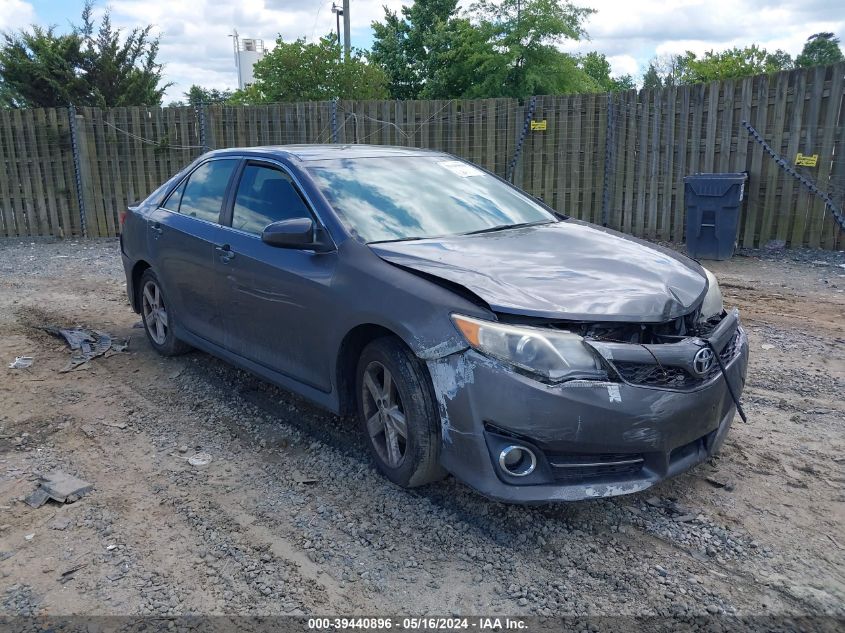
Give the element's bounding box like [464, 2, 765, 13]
[67, 105, 91, 238]
[507, 96, 537, 183]
[601, 93, 615, 227]
[331, 99, 339, 143]
[196, 102, 209, 151]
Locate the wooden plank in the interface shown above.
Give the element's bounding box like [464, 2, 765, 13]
[660, 87, 676, 240]
[672, 85, 691, 242]
[703, 81, 719, 173]
[743, 74, 769, 247]
[0, 110, 16, 236]
[83, 108, 109, 237]
[819, 63, 845, 249]
[623, 90, 637, 235]
[527, 96, 544, 200]
[555, 96, 570, 215]
[688, 83, 705, 176]
[646, 88, 661, 238]
[780, 69, 809, 244]
[718, 79, 735, 172]
[633, 90, 650, 236]
[610, 92, 627, 230]
[47, 109, 74, 237]
[542, 97, 557, 208]
[107, 108, 127, 228]
[804, 65, 831, 248]
[759, 70, 790, 246]
[570, 95, 583, 219]
[595, 93, 607, 225]
[12, 109, 37, 235]
[21, 108, 51, 235]
[733, 77, 753, 244]
[581, 93, 596, 224]
[34, 109, 63, 236]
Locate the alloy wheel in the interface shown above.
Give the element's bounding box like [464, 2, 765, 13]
[361, 361, 408, 468]
[142, 280, 169, 345]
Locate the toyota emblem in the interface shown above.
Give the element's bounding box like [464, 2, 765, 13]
[693, 347, 715, 376]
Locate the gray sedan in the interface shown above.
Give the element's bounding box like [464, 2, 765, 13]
[120, 145, 748, 503]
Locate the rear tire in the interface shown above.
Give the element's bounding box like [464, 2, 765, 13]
[356, 337, 445, 488]
[139, 269, 190, 357]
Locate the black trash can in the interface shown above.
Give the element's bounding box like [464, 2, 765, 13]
[684, 173, 747, 260]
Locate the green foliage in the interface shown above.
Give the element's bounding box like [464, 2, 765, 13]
[578, 52, 634, 92]
[171, 85, 233, 108]
[796, 33, 844, 68]
[232, 35, 388, 103]
[372, 0, 596, 99]
[677, 45, 793, 83]
[0, 26, 87, 107]
[0, 1, 169, 108]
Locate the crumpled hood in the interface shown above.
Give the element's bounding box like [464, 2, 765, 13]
[370, 221, 707, 322]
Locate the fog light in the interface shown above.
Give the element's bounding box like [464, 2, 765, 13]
[498, 445, 537, 477]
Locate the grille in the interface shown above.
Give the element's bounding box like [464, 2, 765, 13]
[546, 452, 644, 482]
[613, 330, 742, 390]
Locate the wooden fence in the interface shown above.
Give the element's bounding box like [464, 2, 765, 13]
[0, 62, 843, 249]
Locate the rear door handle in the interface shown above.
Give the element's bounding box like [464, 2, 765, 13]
[215, 245, 235, 262]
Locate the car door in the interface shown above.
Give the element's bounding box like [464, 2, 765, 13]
[216, 160, 338, 392]
[147, 158, 239, 346]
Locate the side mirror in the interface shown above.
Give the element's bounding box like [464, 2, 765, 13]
[261, 218, 332, 252]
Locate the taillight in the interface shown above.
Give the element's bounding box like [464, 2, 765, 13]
[119, 210, 128, 227]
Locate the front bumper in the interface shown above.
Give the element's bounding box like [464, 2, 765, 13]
[427, 320, 749, 503]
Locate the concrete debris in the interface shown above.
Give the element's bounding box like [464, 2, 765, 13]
[761, 343, 775, 350]
[187, 452, 212, 467]
[43, 326, 128, 372]
[8, 356, 33, 369]
[25, 471, 93, 508]
[48, 517, 71, 531]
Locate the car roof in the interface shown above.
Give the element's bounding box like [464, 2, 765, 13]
[204, 144, 444, 162]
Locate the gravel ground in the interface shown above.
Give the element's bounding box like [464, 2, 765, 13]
[0, 238, 843, 627]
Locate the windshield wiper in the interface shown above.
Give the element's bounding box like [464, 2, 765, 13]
[461, 219, 555, 236]
[368, 236, 427, 244]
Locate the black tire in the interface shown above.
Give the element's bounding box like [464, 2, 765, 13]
[355, 337, 446, 488]
[138, 269, 190, 357]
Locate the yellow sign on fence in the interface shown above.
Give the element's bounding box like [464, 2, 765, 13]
[795, 153, 819, 167]
[530, 119, 547, 131]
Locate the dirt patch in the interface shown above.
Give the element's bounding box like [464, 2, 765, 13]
[0, 238, 843, 619]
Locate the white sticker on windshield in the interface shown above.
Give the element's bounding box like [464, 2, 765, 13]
[438, 160, 484, 178]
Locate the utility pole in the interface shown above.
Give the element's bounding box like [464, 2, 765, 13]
[331, 3, 343, 60]
[342, 0, 351, 61]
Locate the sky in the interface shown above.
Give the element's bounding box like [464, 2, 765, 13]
[1, 0, 843, 103]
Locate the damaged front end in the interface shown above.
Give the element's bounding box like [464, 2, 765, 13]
[425, 305, 749, 503]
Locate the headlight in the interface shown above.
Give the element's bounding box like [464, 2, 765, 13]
[700, 268, 724, 321]
[451, 314, 604, 382]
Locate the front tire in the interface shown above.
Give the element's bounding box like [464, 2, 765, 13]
[356, 337, 445, 488]
[139, 269, 190, 356]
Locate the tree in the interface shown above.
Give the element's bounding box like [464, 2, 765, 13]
[371, 0, 459, 99]
[231, 35, 388, 103]
[796, 32, 844, 68]
[0, 1, 170, 108]
[470, 0, 595, 98]
[579, 52, 634, 92]
[0, 27, 87, 107]
[641, 63, 662, 90]
[175, 85, 233, 107]
[677, 45, 792, 83]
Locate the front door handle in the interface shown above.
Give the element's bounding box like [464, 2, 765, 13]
[215, 244, 235, 262]
[151, 222, 163, 237]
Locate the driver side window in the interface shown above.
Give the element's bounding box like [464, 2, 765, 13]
[231, 164, 312, 235]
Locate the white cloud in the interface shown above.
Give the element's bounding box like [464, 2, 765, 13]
[0, 0, 36, 31]
[16, 0, 842, 101]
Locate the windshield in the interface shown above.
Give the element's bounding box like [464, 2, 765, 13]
[305, 156, 557, 243]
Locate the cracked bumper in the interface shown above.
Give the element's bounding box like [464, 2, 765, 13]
[428, 327, 749, 503]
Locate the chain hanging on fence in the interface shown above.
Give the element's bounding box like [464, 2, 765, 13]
[742, 120, 845, 234]
[67, 105, 88, 238]
[506, 96, 537, 183]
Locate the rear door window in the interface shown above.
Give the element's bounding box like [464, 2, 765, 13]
[177, 159, 238, 223]
[231, 164, 312, 234]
